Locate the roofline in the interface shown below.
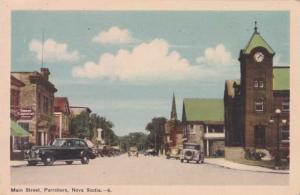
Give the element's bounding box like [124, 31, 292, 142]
[70, 106, 92, 113]
[273, 66, 290, 69]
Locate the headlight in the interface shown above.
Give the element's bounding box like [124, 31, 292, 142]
[35, 149, 39, 154]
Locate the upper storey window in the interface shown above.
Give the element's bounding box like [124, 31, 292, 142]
[255, 98, 264, 112]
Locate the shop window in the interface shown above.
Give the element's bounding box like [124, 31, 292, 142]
[255, 98, 264, 112]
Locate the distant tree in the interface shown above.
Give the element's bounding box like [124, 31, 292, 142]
[70, 112, 118, 145]
[119, 132, 148, 152]
[145, 117, 167, 154]
[70, 112, 91, 138]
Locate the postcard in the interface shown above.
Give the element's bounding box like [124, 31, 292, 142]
[1, 0, 300, 195]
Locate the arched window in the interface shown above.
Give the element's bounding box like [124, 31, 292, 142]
[255, 98, 264, 112]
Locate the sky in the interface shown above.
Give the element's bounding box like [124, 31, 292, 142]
[11, 11, 289, 136]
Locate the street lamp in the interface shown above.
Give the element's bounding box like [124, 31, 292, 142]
[274, 108, 281, 167]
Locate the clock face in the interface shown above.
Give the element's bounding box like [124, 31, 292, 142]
[254, 52, 264, 63]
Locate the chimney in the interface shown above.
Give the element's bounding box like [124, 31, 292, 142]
[40, 68, 50, 81]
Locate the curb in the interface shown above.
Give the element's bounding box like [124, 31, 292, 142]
[205, 161, 289, 174]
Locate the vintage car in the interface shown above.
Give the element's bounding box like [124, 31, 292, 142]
[180, 143, 204, 164]
[24, 138, 96, 166]
[144, 148, 157, 156]
[166, 147, 181, 159]
[128, 146, 139, 157]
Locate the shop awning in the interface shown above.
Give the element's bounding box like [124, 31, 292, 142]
[11, 121, 31, 137]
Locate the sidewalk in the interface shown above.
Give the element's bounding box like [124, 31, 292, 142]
[205, 158, 289, 174]
[11, 160, 28, 167]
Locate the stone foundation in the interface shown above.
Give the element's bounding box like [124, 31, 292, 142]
[225, 147, 245, 161]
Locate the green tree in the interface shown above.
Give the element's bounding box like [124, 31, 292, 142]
[145, 117, 167, 154]
[70, 112, 91, 138]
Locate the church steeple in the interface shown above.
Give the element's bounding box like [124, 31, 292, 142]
[170, 92, 177, 120]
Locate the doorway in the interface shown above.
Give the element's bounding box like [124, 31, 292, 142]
[254, 125, 266, 148]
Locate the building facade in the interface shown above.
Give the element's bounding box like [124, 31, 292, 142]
[224, 25, 290, 160]
[11, 68, 57, 146]
[52, 97, 71, 142]
[10, 75, 28, 159]
[182, 98, 225, 157]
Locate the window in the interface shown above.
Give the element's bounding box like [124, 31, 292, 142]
[253, 79, 264, 89]
[281, 125, 289, 141]
[282, 101, 289, 112]
[188, 124, 196, 134]
[253, 80, 258, 88]
[259, 81, 264, 88]
[255, 98, 264, 112]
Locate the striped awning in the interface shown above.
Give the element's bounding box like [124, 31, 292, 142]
[11, 121, 31, 137]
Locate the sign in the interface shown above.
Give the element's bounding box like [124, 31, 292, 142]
[97, 128, 103, 141]
[18, 108, 35, 120]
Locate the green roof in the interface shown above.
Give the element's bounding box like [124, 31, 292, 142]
[273, 67, 290, 90]
[243, 32, 275, 54]
[183, 99, 224, 122]
[11, 121, 31, 137]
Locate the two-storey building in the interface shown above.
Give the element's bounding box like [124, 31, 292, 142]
[182, 98, 225, 157]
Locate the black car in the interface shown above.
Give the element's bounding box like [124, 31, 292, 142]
[24, 138, 96, 166]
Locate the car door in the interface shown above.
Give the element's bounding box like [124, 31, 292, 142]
[56, 140, 70, 160]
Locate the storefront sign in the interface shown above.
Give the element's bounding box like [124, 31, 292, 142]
[18, 108, 35, 120]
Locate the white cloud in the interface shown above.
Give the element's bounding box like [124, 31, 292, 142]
[29, 39, 80, 63]
[92, 26, 135, 44]
[73, 39, 201, 81]
[72, 40, 239, 82]
[196, 44, 237, 66]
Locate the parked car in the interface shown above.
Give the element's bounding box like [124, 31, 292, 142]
[144, 148, 157, 156]
[128, 146, 139, 157]
[166, 147, 181, 159]
[180, 143, 204, 164]
[24, 138, 96, 166]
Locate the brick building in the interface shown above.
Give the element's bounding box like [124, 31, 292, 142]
[10, 75, 28, 159]
[182, 98, 225, 157]
[52, 97, 71, 142]
[11, 68, 57, 146]
[224, 25, 290, 160]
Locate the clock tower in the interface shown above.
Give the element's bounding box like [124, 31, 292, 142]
[238, 22, 275, 149]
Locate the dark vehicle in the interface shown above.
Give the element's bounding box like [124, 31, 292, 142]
[180, 143, 204, 164]
[24, 138, 96, 166]
[144, 149, 157, 156]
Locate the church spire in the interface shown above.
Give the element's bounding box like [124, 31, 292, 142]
[170, 92, 177, 120]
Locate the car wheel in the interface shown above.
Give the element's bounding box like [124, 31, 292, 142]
[81, 154, 90, 164]
[180, 159, 184, 163]
[66, 161, 73, 165]
[196, 160, 200, 164]
[201, 160, 204, 164]
[43, 154, 54, 166]
[28, 161, 37, 166]
[187, 160, 189, 163]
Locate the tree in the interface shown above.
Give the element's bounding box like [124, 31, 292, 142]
[70, 112, 118, 145]
[119, 132, 148, 152]
[70, 112, 91, 138]
[145, 117, 167, 154]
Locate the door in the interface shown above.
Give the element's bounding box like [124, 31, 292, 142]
[254, 125, 266, 148]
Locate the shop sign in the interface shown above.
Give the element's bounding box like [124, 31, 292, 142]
[18, 108, 35, 120]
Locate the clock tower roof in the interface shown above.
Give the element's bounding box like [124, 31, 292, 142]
[242, 22, 275, 55]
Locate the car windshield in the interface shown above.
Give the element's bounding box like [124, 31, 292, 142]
[184, 144, 200, 150]
[52, 139, 66, 147]
[130, 147, 137, 151]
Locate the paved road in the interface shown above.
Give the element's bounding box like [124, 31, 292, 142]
[11, 154, 288, 185]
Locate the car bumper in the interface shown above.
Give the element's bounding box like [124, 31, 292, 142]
[24, 151, 42, 161]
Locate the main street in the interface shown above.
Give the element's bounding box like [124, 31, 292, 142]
[11, 155, 288, 185]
